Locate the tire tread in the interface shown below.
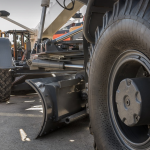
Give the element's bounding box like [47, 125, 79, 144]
[0, 70, 11, 102]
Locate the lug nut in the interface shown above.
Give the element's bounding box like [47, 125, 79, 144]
[143, 71, 149, 77]
[126, 99, 130, 106]
[124, 96, 130, 107]
[135, 115, 139, 122]
[127, 79, 131, 86]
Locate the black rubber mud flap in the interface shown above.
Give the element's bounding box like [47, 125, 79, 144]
[26, 75, 85, 138]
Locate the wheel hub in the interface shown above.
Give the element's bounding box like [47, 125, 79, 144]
[116, 78, 150, 127]
[124, 96, 130, 107]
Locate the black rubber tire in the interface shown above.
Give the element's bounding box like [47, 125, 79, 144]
[0, 69, 12, 102]
[88, 0, 150, 150]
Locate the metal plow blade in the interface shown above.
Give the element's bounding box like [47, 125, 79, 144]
[26, 75, 87, 138]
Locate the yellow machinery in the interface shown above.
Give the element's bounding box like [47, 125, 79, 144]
[0, 30, 6, 37]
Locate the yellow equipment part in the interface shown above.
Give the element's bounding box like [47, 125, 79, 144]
[69, 24, 83, 32]
[0, 31, 6, 37]
[11, 43, 26, 49]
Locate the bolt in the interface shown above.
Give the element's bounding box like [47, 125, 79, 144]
[143, 71, 149, 77]
[126, 99, 130, 106]
[38, 83, 45, 88]
[45, 94, 48, 97]
[122, 118, 126, 123]
[127, 79, 131, 86]
[135, 115, 139, 122]
[125, 96, 130, 107]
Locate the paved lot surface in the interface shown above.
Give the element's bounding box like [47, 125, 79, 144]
[0, 94, 93, 150]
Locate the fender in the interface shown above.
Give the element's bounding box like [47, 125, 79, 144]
[83, 0, 114, 43]
[0, 38, 14, 69]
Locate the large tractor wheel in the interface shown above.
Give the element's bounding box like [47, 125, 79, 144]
[88, 0, 150, 149]
[0, 69, 12, 102]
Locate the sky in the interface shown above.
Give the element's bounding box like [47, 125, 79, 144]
[0, 0, 83, 31]
[0, 0, 43, 31]
[0, 0, 86, 42]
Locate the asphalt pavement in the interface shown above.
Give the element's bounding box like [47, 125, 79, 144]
[0, 94, 93, 150]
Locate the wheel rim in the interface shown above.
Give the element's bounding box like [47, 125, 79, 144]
[108, 50, 150, 149]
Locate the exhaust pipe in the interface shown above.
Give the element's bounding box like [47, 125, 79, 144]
[63, 110, 87, 124]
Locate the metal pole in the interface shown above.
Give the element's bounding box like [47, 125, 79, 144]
[63, 110, 87, 124]
[21, 33, 24, 57]
[1, 17, 36, 34]
[64, 64, 84, 69]
[37, 0, 50, 43]
[21, 33, 24, 47]
[38, 6, 47, 43]
[14, 71, 77, 77]
[13, 30, 18, 60]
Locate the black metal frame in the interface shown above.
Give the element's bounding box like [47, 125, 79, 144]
[26, 75, 87, 137]
[83, 0, 115, 43]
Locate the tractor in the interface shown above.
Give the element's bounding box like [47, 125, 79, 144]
[1, 0, 150, 149]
